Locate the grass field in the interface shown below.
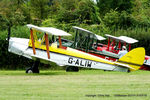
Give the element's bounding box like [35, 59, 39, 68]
[0, 70, 150, 100]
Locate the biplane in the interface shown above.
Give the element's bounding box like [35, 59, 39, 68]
[97, 34, 150, 70]
[8, 24, 145, 73]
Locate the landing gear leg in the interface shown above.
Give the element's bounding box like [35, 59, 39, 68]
[66, 66, 79, 72]
[26, 60, 40, 73]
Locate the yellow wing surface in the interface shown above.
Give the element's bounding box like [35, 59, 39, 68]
[116, 47, 145, 71]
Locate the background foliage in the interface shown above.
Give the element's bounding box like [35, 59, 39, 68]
[0, 0, 150, 69]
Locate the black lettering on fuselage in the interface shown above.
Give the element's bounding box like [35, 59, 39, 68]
[68, 57, 92, 68]
[75, 59, 79, 65]
[85, 61, 87, 67]
[80, 60, 84, 66]
[68, 57, 73, 64]
[87, 61, 92, 67]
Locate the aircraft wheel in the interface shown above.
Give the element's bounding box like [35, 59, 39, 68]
[26, 67, 39, 73]
[26, 67, 33, 73]
[66, 66, 79, 72]
[26, 61, 40, 73]
[127, 69, 130, 73]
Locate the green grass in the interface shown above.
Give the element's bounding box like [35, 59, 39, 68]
[0, 70, 150, 100]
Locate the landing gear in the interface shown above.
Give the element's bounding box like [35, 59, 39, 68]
[127, 69, 130, 73]
[66, 66, 79, 72]
[26, 60, 40, 73]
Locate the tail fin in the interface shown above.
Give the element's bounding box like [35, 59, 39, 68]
[116, 47, 145, 71]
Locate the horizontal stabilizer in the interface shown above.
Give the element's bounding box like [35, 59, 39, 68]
[115, 62, 134, 69]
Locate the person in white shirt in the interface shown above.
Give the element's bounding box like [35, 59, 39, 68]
[118, 46, 128, 58]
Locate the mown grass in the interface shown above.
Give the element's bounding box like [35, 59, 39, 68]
[0, 70, 150, 100]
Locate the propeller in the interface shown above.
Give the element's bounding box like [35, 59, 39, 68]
[7, 24, 11, 41]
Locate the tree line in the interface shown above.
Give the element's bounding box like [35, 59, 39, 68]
[0, 0, 150, 29]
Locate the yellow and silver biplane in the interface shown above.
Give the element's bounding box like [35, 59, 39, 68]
[8, 24, 145, 73]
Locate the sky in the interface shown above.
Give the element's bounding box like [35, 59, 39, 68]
[93, 0, 97, 3]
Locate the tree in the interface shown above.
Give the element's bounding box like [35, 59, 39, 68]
[130, 0, 150, 27]
[57, 0, 101, 24]
[0, 0, 26, 29]
[96, 0, 134, 16]
[30, 0, 50, 20]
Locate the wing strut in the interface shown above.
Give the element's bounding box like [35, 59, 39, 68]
[129, 44, 131, 51]
[59, 36, 62, 48]
[30, 29, 36, 55]
[107, 37, 110, 51]
[45, 33, 50, 59]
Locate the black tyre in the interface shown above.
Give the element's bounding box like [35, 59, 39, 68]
[26, 60, 40, 73]
[26, 67, 33, 73]
[127, 69, 130, 73]
[66, 66, 79, 72]
[26, 67, 39, 73]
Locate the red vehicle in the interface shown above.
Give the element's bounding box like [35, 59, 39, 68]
[71, 26, 150, 71]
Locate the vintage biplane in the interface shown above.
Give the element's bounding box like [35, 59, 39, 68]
[8, 24, 145, 73]
[96, 34, 150, 70]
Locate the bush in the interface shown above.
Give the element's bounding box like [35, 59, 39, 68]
[103, 10, 133, 30]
